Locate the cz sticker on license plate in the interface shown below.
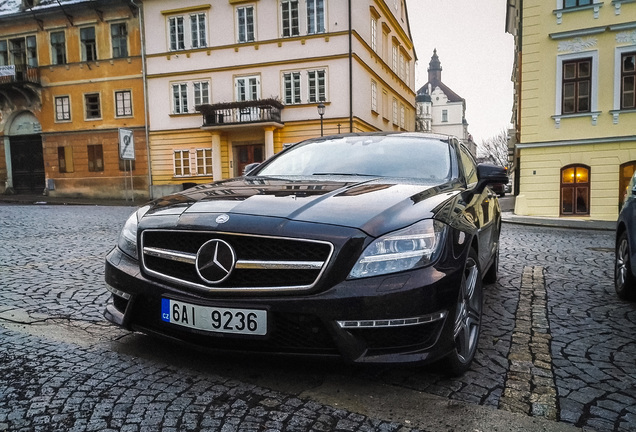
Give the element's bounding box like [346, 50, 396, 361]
[161, 298, 267, 335]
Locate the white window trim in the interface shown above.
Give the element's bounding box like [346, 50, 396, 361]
[193, 80, 210, 106]
[613, 45, 636, 112]
[554, 50, 599, 124]
[172, 82, 189, 114]
[281, 0, 300, 38]
[370, 17, 377, 52]
[190, 12, 208, 49]
[173, 149, 191, 177]
[195, 148, 213, 176]
[236, 5, 256, 43]
[307, 68, 327, 103]
[235, 75, 261, 101]
[283, 71, 301, 104]
[371, 80, 377, 112]
[83, 92, 102, 121]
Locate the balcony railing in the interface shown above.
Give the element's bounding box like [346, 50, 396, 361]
[0, 65, 40, 86]
[197, 99, 284, 127]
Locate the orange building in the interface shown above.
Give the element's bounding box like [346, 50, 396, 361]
[0, 0, 149, 200]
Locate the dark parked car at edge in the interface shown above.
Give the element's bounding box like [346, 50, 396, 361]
[104, 132, 508, 375]
[615, 170, 636, 301]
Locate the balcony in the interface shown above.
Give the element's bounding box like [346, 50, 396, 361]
[0, 65, 40, 86]
[197, 99, 284, 129]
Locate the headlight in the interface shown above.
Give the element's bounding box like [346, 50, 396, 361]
[118, 211, 139, 259]
[117, 206, 149, 259]
[348, 219, 447, 279]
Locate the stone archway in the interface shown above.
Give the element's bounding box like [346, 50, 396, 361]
[4, 111, 44, 194]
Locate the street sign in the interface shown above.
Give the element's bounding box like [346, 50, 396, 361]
[119, 128, 135, 160]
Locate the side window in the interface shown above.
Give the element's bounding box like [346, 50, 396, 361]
[459, 145, 478, 186]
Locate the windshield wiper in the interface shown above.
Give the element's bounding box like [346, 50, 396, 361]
[312, 172, 377, 176]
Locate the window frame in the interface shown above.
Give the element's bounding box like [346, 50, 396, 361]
[190, 12, 207, 48]
[307, 0, 325, 35]
[560, 164, 590, 216]
[115, 89, 133, 118]
[235, 75, 260, 102]
[84, 92, 101, 120]
[54, 95, 71, 122]
[174, 149, 191, 177]
[0, 40, 7, 66]
[172, 82, 189, 114]
[57, 146, 74, 173]
[283, 71, 301, 105]
[307, 69, 326, 103]
[281, 0, 300, 38]
[196, 148, 213, 176]
[555, 51, 598, 118]
[371, 80, 378, 113]
[236, 5, 255, 43]
[111, 22, 128, 58]
[80, 26, 97, 62]
[619, 50, 635, 110]
[193, 80, 210, 106]
[169, 16, 186, 51]
[50, 30, 66, 65]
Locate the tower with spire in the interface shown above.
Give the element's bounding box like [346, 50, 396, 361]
[415, 50, 475, 155]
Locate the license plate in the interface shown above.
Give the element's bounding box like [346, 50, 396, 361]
[161, 299, 267, 336]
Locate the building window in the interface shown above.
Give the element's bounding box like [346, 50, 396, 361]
[0, 40, 7, 65]
[172, 83, 188, 114]
[307, 0, 325, 34]
[111, 23, 128, 58]
[196, 149, 213, 175]
[307, 69, 326, 103]
[371, 81, 377, 112]
[84, 93, 101, 119]
[80, 27, 97, 61]
[281, 0, 299, 37]
[87, 144, 104, 172]
[194, 81, 209, 106]
[392, 42, 398, 73]
[57, 146, 74, 173]
[370, 17, 377, 52]
[392, 98, 398, 125]
[561, 164, 590, 216]
[400, 104, 405, 128]
[621, 51, 635, 110]
[283, 72, 301, 104]
[237, 6, 255, 43]
[26, 35, 36, 67]
[50, 31, 66, 65]
[115, 90, 132, 117]
[55, 96, 71, 121]
[563, 0, 592, 8]
[442, 109, 448, 122]
[174, 150, 191, 176]
[562, 57, 591, 114]
[169, 16, 185, 51]
[235, 76, 259, 101]
[191, 13, 207, 48]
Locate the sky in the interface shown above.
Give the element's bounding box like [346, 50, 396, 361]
[404, 0, 515, 145]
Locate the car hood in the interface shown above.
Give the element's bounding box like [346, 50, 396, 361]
[142, 177, 460, 237]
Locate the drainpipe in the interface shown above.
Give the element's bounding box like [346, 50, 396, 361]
[131, 0, 152, 200]
[348, 0, 353, 132]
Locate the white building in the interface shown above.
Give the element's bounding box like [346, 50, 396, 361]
[142, 0, 417, 197]
[415, 49, 475, 155]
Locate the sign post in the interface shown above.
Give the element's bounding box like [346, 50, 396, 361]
[118, 128, 135, 202]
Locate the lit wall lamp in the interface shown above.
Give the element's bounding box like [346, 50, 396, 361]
[317, 102, 326, 137]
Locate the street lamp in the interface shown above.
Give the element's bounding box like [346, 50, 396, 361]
[317, 102, 325, 136]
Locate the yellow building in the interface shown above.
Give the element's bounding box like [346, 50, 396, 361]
[509, 0, 636, 221]
[143, 0, 417, 198]
[0, 0, 149, 200]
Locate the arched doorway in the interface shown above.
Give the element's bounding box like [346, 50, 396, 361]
[6, 112, 44, 194]
[560, 164, 590, 216]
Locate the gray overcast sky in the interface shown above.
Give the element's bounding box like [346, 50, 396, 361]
[405, 0, 515, 145]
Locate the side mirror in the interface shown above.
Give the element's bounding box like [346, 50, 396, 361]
[477, 163, 509, 186]
[243, 163, 261, 176]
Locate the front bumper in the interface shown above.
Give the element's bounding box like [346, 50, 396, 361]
[104, 244, 464, 364]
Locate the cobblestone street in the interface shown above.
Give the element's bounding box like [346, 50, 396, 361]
[0, 204, 635, 431]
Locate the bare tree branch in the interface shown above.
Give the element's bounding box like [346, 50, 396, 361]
[478, 129, 510, 169]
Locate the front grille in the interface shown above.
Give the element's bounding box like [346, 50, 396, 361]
[141, 230, 333, 292]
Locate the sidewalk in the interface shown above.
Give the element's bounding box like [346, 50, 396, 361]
[0, 193, 141, 207]
[502, 211, 615, 231]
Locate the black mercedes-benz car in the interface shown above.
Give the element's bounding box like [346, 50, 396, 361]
[104, 132, 508, 375]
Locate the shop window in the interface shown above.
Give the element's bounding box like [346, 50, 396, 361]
[561, 165, 590, 216]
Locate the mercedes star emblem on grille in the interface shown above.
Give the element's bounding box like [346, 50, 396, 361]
[195, 239, 236, 284]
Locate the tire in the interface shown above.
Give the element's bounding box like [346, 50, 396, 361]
[615, 231, 636, 300]
[443, 248, 483, 376]
[483, 244, 499, 285]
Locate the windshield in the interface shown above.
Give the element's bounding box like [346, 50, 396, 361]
[257, 135, 452, 181]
